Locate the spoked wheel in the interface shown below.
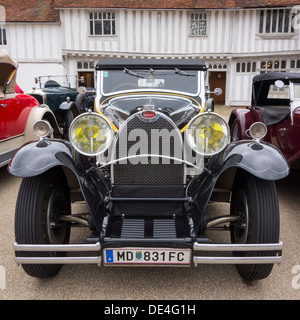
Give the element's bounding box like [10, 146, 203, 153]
[15, 168, 71, 278]
[230, 169, 280, 281]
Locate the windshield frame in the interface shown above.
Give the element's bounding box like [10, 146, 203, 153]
[99, 70, 202, 97]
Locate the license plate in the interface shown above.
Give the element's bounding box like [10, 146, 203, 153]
[104, 248, 191, 266]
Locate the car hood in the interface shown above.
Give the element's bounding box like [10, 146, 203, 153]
[42, 86, 78, 111]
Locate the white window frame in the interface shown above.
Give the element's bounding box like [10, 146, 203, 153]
[89, 11, 116, 36]
[259, 59, 287, 73]
[236, 62, 257, 73]
[290, 59, 300, 70]
[258, 9, 294, 35]
[189, 12, 207, 36]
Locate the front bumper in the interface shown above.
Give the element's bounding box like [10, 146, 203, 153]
[13, 241, 283, 266]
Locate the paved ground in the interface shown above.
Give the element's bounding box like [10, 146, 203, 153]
[0, 105, 300, 300]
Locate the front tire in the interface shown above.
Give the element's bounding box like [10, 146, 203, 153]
[15, 168, 71, 278]
[230, 169, 280, 281]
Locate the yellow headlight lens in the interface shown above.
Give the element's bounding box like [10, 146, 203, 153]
[186, 112, 229, 156]
[69, 113, 113, 156]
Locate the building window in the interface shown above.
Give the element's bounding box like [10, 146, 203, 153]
[77, 61, 95, 70]
[190, 12, 207, 36]
[236, 62, 256, 73]
[90, 12, 116, 36]
[259, 59, 288, 73]
[0, 25, 7, 45]
[208, 63, 227, 70]
[259, 9, 294, 34]
[290, 60, 300, 69]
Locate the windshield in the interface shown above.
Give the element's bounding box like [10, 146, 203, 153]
[36, 75, 78, 89]
[101, 69, 200, 95]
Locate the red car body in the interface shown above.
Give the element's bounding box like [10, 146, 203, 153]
[0, 53, 59, 167]
[229, 72, 300, 167]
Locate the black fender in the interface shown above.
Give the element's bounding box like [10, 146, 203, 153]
[190, 140, 289, 234]
[59, 100, 80, 119]
[8, 139, 106, 233]
[220, 140, 289, 181]
[8, 139, 75, 178]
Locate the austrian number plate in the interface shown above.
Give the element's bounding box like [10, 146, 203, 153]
[104, 248, 191, 266]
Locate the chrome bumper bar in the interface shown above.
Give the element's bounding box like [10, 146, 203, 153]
[13, 241, 283, 266]
[193, 242, 283, 265]
[13, 242, 102, 266]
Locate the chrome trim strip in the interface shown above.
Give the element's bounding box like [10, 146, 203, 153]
[193, 242, 283, 265]
[14, 242, 101, 266]
[193, 242, 283, 252]
[193, 256, 282, 265]
[100, 154, 202, 170]
[14, 242, 101, 252]
[15, 256, 102, 266]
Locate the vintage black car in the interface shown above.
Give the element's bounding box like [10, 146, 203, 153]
[9, 59, 289, 281]
[27, 76, 95, 138]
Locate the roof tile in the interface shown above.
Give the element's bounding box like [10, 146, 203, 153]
[1, 0, 299, 22]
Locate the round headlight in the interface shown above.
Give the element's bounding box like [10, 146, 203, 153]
[69, 112, 113, 156]
[248, 122, 267, 140]
[186, 112, 230, 156]
[33, 120, 52, 138]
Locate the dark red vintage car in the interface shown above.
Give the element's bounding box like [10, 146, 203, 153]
[229, 72, 300, 168]
[0, 53, 61, 167]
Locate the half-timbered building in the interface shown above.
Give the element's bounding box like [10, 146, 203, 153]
[1, 0, 300, 106]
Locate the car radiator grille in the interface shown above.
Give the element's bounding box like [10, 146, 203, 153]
[113, 113, 184, 185]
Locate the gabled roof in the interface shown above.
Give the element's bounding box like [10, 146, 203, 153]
[1, 0, 299, 22]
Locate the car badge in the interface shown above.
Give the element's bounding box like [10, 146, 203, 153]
[141, 111, 156, 119]
[135, 251, 142, 260]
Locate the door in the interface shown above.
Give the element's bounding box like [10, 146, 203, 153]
[209, 71, 226, 105]
[78, 72, 95, 88]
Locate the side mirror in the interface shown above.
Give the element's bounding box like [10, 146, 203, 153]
[213, 88, 223, 96]
[206, 88, 223, 96]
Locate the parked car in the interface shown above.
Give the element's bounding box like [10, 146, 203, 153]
[0, 53, 62, 167]
[229, 72, 300, 168]
[9, 59, 289, 281]
[27, 76, 95, 138]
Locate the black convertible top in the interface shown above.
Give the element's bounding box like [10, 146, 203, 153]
[96, 58, 207, 71]
[253, 72, 300, 84]
[252, 71, 300, 107]
[252, 72, 300, 125]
